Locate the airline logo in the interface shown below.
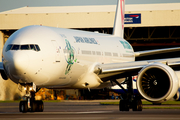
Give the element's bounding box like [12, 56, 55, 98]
[64, 39, 77, 75]
[132, 76, 137, 82]
[129, 15, 140, 18]
[124, 14, 141, 24]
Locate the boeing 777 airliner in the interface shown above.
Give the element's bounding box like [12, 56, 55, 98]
[1, 0, 180, 112]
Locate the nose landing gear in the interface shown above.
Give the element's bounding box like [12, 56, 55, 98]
[19, 83, 44, 113]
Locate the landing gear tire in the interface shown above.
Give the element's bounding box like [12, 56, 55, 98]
[19, 100, 44, 112]
[31, 100, 44, 112]
[19, 101, 28, 113]
[31, 101, 37, 112]
[132, 99, 142, 111]
[119, 100, 129, 111]
[36, 100, 44, 112]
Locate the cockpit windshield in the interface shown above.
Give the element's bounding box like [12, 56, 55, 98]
[30, 44, 36, 51]
[12, 45, 20, 50]
[20, 45, 30, 50]
[5, 44, 40, 52]
[5, 45, 13, 51]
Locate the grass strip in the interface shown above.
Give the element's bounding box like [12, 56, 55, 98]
[1, 100, 180, 105]
[143, 107, 180, 109]
[0, 100, 20, 103]
[0, 100, 63, 103]
[100, 100, 180, 105]
[43, 100, 61, 102]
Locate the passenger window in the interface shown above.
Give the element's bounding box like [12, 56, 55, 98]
[20, 45, 30, 50]
[12, 45, 20, 50]
[35, 45, 40, 51]
[30, 45, 36, 51]
[5, 44, 13, 52]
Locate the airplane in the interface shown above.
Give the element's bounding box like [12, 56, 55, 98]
[1, 0, 180, 112]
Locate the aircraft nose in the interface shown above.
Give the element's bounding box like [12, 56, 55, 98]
[10, 52, 29, 74]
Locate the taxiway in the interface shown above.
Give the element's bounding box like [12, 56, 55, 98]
[0, 101, 180, 120]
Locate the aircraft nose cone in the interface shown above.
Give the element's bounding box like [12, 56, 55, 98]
[11, 52, 29, 74]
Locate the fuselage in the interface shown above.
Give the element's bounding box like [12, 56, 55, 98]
[2, 25, 135, 89]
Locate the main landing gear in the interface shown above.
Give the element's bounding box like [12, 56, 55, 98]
[112, 77, 142, 111]
[19, 83, 44, 113]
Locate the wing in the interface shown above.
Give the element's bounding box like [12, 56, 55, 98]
[94, 58, 180, 81]
[135, 47, 180, 57]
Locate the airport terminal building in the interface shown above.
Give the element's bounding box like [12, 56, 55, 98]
[0, 3, 180, 100]
[1, 3, 180, 50]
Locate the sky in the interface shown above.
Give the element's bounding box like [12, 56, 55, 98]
[0, 0, 180, 12]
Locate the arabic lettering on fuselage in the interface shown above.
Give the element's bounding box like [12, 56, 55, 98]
[74, 36, 98, 44]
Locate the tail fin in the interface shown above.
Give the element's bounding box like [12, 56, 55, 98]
[113, 0, 125, 38]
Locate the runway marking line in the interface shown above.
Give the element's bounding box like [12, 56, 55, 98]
[0, 111, 113, 115]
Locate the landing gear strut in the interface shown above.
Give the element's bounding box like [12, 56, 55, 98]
[19, 83, 44, 113]
[112, 77, 142, 111]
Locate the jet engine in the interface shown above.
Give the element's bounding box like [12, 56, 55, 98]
[137, 63, 179, 103]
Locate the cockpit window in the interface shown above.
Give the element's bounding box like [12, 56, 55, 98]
[35, 45, 40, 51]
[5, 44, 13, 52]
[30, 44, 36, 51]
[20, 45, 30, 50]
[5, 44, 41, 52]
[11, 45, 20, 50]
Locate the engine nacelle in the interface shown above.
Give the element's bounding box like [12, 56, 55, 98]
[137, 63, 179, 103]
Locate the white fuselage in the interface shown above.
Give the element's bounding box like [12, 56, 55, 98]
[3, 25, 135, 89]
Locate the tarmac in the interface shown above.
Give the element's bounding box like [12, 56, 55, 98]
[0, 100, 180, 120]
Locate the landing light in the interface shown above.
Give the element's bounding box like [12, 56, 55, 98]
[24, 87, 27, 91]
[23, 87, 33, 91]
[29, 87, 33, 91]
